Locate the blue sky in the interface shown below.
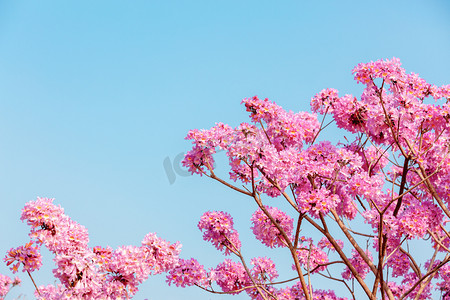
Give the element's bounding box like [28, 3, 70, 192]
[0, 1, 449, 299]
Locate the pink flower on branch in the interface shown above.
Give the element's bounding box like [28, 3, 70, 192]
[0, 274, 20, 299]
[250, 256, 278, 283]
[211, 259, 250, 294]
[198, 211, 241, 255]
[317, 237, 344, 252]
[4, 241, 42, 274]
[250, 206, 293, 248]
[310, 88, 340, 115]
[296, 187, 340, 219]
[294, 237, 329, 273]
[341, 249, 372, 280]
[166, 258, 209, 288]
[141, 232, 181, 275]
[352, 57, 405, 85]
[21, 197, 89, 254]
[276, 283, 349, 300]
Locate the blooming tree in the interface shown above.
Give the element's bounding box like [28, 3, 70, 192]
[174, 58, 450, 299]
[2, 58, 450, 299]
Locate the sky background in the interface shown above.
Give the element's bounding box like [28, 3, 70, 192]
[0, 1, 450, 299]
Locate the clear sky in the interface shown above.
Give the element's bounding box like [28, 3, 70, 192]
[0, 1, 449, 299]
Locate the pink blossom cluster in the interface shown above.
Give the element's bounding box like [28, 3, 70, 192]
[242, 96, 319, 147]
[352, 58, 450, 100]
[352, 57, 405, 85]
[21, 197, 89, 254]
[386, 247, 410, 278]
[311, 60, 450, 148]
[250, 206, 293, 248]
[183, 96, 325, 199]
[198, 211, 241, 255]
[317, 237, 344, 252]
[141, 232, 181, 274]
[296, 187, 340, 219]
[397, 199, 443, 238]
[276, 283, 348, 300]
[294, 237, 329, 273]
[398, 272, 433, 300]
[183, 123, 235, 175]
[166, 258, 209, 288]
[34, 284, 67, 299]
[0, 274, 20, 299]
[250, 256, 278, 283]
[4, 241, 42, 273]
[341, 249, 373, 280]
[7, 197, 181, 299]
[211, 259, 250, 294]
[310, 88, 340, 115]
[344, 143, 389, 175]
[182, 145, 216, 175]
[437, 263, 450, 296]
[167, 256, 279, 297]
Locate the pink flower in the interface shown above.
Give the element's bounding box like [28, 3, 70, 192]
[141, 232, 181, 274]
[250, 257, 278, 283]
[317, 237, 344, 252]
[250, 206, 293, 248]
[21, 197, 89, 253]
[397, 200, 443, 238]
[52, 251, 102, 297]
[276, 283, 349, 300]
[311, 88, 340, 114]
[198, 211, 241, 255]
[166, 258, 209, 288]
[296, 187, 340, 219]
[0, 274, 20, 298]
[242, 96, 283, 124]
[341, 249, 372, 280]
[294, 238, 328, 273]
[182, 145, 216, 175]
[352, 57, 404, 85]
[399, 272, 433, 299]
[35, 284, 68, 299]
[436, 263, 450, 295]
[211, 259, 250, 294]
[4, 241, 42, 273]
[386, 249, 409, 278]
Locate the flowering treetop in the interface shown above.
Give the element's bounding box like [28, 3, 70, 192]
[177, 58, 450, 300]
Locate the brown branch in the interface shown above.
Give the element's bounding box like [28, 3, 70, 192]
[206, 168, 253, 197]
[304, 213, 381, 300]
[27, 270, 41, 296]
[403, 139, 450, 219]
[400, 255, 450, 300]
[325, 209, 395, 299]
[250, 165, 312, 300]
[398, 247, 422, 278]
[393, 156, 410, 217]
